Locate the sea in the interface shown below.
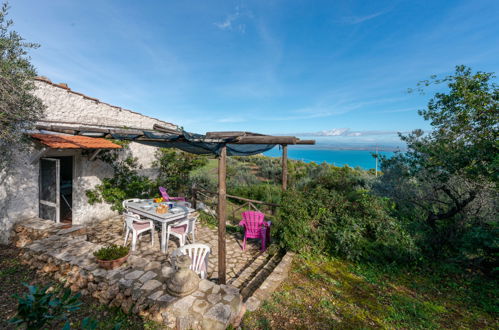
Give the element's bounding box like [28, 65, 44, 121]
[263, 148, 395, 170]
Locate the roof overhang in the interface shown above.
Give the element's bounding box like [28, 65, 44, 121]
[31, 134, 122, 150]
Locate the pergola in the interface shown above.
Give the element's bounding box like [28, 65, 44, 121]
[34, 120, 315, 283]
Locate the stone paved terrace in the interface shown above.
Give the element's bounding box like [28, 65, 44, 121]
[13, 216, 294, 328]
[86, 215, 267, 283]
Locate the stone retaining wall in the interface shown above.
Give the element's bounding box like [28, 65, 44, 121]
[20, 232, 243, 329]
[244, 252, 295, 312]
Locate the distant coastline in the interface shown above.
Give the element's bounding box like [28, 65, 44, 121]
[285, 145, 403, 152]
[263, 147, 396, 169]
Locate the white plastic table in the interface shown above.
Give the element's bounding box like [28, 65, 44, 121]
[126, 200, 195, 253]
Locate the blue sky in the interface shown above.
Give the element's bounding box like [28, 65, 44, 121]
[10, 0, 499, 148]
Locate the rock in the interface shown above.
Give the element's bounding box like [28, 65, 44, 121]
[145, 261, 161, 271]
[192, 299, 210, 314]
[207, 293, 222, 304]
[125, 270, 144, 280]
[170, 295, 196, 315]
[203, 303, 232, 329]
[139, 271, 157, 283]
[128, 256, 148, 268]
[141, 280, 162, 292]
[220, 284, 239, 296]
[121, 298, 133, 314]
[124, 288, 132, 297]
[211, 285, 220, 294]
[118, 278, 134, 289]
[148, 290, 164, 301]
[158, 294, 175, 303]
[199, 279, 215, 292]
[245, 296, 261, 312]
[91, 268, 107, 279]
[223, 294, 235, 302]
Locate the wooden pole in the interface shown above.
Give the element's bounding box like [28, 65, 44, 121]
[217, 144, 227, 284]
[282, 144, 288, 191]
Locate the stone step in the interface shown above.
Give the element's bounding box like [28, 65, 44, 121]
[232, 252, 283, 301]
[228, 253, 272, 288]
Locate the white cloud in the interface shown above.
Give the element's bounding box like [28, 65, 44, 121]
[294, 128, 404, 137]
[217, 116, 246, 123]
[214, 5, 251, 33]
[341, 11, 386, 25]
[214, 13, 239, 30]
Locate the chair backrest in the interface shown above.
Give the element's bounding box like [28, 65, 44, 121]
[241, 211, 265, 235]
[159, 186, 170, 201]
[187, 216, 197, 234]
[124, 212, 141, 229]
[172, 243, 210, 277]
[176, 201, 192, 208]
[122, 198, 140, 210]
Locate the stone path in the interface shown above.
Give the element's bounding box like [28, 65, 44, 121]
[86, 216, 266, 283]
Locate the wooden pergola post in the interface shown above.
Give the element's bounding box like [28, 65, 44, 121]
[217, 144, 227, 284]
[281, 144, 288, 191]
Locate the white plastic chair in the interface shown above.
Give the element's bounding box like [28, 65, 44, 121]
[187, 215, 198, 243]
[123, 212, 155, 251]
[176, 201, 192, 208]
[122, 198, 141, 231]
[166, 218, 190, 248]
[172, 243, 211, 279]
[122, 198, 141, 212]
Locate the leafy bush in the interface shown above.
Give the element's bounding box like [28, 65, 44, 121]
[87, 145, 208, 212]
[86, 143, 156, 212]
[229, 184, 282, 205]
[10, 284, 82, 329]
[273, 167, 417, 263]
[94, 245, 129, 261]
[154, 148, 208, 195]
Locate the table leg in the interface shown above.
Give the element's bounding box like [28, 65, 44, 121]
[161, 222, 167, 253]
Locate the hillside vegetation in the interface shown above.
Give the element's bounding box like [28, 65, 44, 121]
[191, 66, 498, 328]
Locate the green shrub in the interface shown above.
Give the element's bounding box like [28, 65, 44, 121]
[229, 184, 282, 205]
[10, 284, 82, 329]
[273, 167, 418, 263]
[93, 245, 129, 261]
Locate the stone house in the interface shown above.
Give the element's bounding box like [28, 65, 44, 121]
[0, 77, 178, 243]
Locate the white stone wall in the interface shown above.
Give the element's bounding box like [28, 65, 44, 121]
[0, 81, 176, 243]
[33, 80, 177, 130]
[0, 149, 39, 243]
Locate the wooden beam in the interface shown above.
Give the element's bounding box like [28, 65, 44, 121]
[295, 139, 316, 145]
[30, 147, 49, 164]
[217, 144, 227, 285]
[282, 144, 288, 190]
[89, 149, 101, 161]
[35, 125, 78, 135]
[153, 123, 181, 134]
[235, 136, 298, 144]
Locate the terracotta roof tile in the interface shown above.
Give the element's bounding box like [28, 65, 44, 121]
[31, 134, 122, 149]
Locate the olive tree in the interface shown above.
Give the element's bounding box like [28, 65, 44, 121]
[0, 2, 44, 173]
[378, 66, 498, 267]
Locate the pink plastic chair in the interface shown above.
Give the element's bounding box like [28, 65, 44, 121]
[239, 211, 271, 251]
[159, 186, 186, 202]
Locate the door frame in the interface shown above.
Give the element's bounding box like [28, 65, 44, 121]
[39, 157, 60, 223]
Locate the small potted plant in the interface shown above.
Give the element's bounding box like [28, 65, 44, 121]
[93, 245, 130, 270]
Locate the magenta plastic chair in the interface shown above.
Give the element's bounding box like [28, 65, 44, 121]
[239, 211, 271, 251]
[159, 186, 186, 202]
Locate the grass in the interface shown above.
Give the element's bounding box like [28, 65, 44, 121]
[191, 158, 218, 179]
[242, 255, 498, 329]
